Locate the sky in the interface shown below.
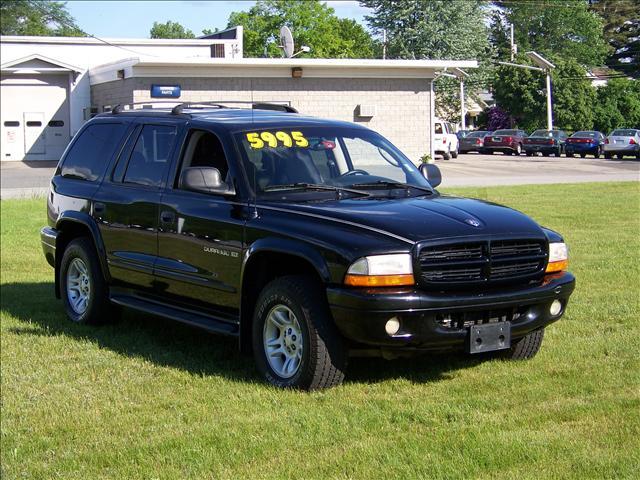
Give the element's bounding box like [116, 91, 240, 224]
[65, 1, 372, 39]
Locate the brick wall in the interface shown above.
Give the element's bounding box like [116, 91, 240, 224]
[91, 77, 432, 161]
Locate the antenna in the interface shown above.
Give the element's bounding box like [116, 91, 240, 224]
[279, 26, 294, 58]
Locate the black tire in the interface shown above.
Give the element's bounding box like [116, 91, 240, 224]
[580, 153, 586, 158]
[442, 150, 451, 160]
[59, 237, 111, 325]
[567, 152, 574, 158]
[501, 328, 545, 360]
[605, 152, 612, 159]
[515, 144, 522, 155]
[617, 153, 624, 159]
[252, 275, 347, 390]
[451, 147, 458, 159]
[593, 149, 600, 159]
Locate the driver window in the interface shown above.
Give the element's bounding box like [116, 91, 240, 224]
[178, 130, 229, 188]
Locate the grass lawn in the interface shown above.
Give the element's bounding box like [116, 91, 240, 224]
[1, 181, 639, 479]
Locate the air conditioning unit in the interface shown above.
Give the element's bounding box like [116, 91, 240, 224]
[357, 104, 376, 118]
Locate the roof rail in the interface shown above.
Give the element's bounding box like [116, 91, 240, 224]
[110, 101, 187, 114]
[170, 101, 298, 115]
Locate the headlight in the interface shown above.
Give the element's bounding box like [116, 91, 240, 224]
[344, 254, 415, 287]
[546, 242, 568, 273]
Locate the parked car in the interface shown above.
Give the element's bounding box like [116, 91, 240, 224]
[456, 130, 473, 141]
[434, 119, 459, 160]
[565, 131, 606, 158]
[483, 129, 528, 155]
[459, 130, 492, 154]
[604, 129, 640, 159]
[40, 102, 575, 390]
[523, 129, 568, 157]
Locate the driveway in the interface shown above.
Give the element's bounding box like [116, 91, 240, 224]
[1, 154, 638, 199]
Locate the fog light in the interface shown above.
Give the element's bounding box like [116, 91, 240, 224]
[550, 300, 562, 316]
[385, 317, 401, 336]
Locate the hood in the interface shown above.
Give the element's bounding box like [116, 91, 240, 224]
[265, 194, 545, 244]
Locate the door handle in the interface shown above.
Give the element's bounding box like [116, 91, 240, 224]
[94, 202, 106, 214]
[160, 211, 175, 223]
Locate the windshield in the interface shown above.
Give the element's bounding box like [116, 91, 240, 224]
[494, 130, 518, 135]
[531, 130, 553, 137]
[572, 131, 597, 138]
[611, 129, 638, 136]
[234, 126, 432, 197]
[467, 131, 489, 138]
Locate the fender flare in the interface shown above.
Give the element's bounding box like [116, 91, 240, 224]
[55, 211, 111, 295]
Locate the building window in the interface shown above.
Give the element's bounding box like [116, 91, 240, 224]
[211, 44, 225, 58]
[26, 121, 42, 127]
[3, 121, 19, 127]
[48, 120, 65, 127]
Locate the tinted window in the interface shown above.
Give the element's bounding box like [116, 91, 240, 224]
[4, 121, 19, 127]
[494, 130, 518, 135]
[48, 120, 64, 127]
[61, 122, 128, 181]
[467, 131, 488, 138]
[611, 129, 638, 136]
[178, 130, 229, 187]
[434, 123, 444, 134]
[26, 121, 42, 127]
[572, 131, 597, 138]
[123, 125, 177, 187]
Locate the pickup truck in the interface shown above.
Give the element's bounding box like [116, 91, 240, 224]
[41, 102, 575, 390]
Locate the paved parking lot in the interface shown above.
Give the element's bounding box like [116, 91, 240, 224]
[1, 154, 638, 198]
[437, 152, 639, 187]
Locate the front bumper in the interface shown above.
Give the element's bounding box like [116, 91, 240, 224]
[328, 272, 575, 351]
[41, 226, 58, 268]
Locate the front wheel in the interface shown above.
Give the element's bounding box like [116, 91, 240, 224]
[252, 275, 347, 390]
[500, 328, 545, 360]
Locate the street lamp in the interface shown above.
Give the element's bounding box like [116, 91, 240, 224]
[498, 51, 556, 131]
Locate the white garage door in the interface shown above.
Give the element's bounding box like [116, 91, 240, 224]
[1, 73, 71, 161]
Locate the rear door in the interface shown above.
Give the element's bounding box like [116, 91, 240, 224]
[92, 119, 183, 290]
[155, 127, 245, 317]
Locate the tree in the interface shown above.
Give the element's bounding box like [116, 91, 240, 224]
[493, 56, 597, 132]
[150, 21, 195, 39]
[589, 0, 640, 78]
[226, 0, 376, 58]
[491, 0, 608, 67]
[0, 0, 84, 36]
[593, 78, 640, 132]
[477, 106, 513, 130]
[363, 0, 492, 123]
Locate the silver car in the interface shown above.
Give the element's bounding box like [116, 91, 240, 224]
[604, 129, 640, 159]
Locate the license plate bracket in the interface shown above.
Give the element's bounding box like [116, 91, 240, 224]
[468, 322, 511, 354]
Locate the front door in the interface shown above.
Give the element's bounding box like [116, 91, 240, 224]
[23, 112, 46, 155]
[156, 128, 245, 316]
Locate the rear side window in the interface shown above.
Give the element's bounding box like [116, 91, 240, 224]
[61, 123, 127, 181]
[123, 124, 177, 187]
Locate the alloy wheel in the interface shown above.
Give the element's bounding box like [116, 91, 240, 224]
[263, 305, 304, 378]
[66, 258, 90, 314]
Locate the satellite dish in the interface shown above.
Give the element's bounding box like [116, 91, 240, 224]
[279, 26, 294, 58]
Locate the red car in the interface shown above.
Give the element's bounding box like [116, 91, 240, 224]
[483, 129, 528, 155]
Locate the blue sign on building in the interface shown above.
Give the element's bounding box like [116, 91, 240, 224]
[150, 84, 181, 98]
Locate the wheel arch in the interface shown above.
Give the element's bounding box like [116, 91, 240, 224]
[239, 238, 333, 354]
[54, 212, 110, 298]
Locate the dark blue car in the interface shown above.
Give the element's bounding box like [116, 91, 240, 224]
[565, 131, 606, 158]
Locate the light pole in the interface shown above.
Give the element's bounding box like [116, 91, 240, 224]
[454, 68, 469, 131]
[498, 51, 556, 131]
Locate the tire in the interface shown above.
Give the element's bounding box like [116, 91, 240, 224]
[556, 147, 562, 157]
[451, 145, 459, 159]
[442, 150, 451, 160]
[485, 149, 493, 155]
[605, 152, 612, 159]
[567, 152, 574, 158]
[515, 144, 522, 155]
[500, 328, 545, 360]
[252, 275, 347, 390]
[580, 153, 586, 158]
[593, 149, 600, 159]
[617, 153, 624, 159]
[60, 237, 111, 325]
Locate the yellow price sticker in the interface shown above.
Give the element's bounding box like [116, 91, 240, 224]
[246, 131, 309, 149]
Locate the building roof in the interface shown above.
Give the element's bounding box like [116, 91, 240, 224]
[1, 53, 82, 73]
[89, 56, 478, 84]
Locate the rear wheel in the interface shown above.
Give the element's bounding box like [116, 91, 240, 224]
[580, 153, 586, 158]
[60, 238, 111, 325]
[605, 152, 612, 159]
[617, 153, 624, 159]
[451, 145, 459, 159]
[252, 275, 347, 390]
[593, 149, 600, 159]
[442, 149, 451, 160]
[515, 144, 522, 155]
[499, 329, 545, 360]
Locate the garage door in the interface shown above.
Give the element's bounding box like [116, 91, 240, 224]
[1, 73, 71, 161]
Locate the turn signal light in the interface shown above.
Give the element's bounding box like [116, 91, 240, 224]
[545, 259, 568, 273]
[344, 274, 415, 287]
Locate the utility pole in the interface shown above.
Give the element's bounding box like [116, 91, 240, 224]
[382, 29, 387, 60]
[459, 77, 466, 131]
[545, 71, 553, 131]
[510, 23, 516, 61]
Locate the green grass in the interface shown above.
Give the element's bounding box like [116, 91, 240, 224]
[1, 182, 639, 479]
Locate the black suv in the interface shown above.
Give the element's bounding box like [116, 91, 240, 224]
[41, 102, 575, 390]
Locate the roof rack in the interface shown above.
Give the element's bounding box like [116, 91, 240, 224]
[170, 101, 298, 115]
[110, 100, 298, 116]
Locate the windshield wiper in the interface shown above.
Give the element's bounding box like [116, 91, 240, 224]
[263, 183, 371, 197]
[347, 181, 434, 195]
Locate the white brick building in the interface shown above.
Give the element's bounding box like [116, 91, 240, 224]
[1, 32, 476, 163]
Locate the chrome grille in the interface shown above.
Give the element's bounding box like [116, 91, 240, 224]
[418, 239, 547, 288]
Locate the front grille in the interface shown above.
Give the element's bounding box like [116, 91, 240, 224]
[418, 239, 547, 289]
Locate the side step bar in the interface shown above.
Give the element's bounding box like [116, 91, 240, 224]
[110, 294, 239, 337]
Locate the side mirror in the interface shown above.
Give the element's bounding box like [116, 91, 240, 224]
[180, 167, 235, 196]
[419, 163, 442, 188]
